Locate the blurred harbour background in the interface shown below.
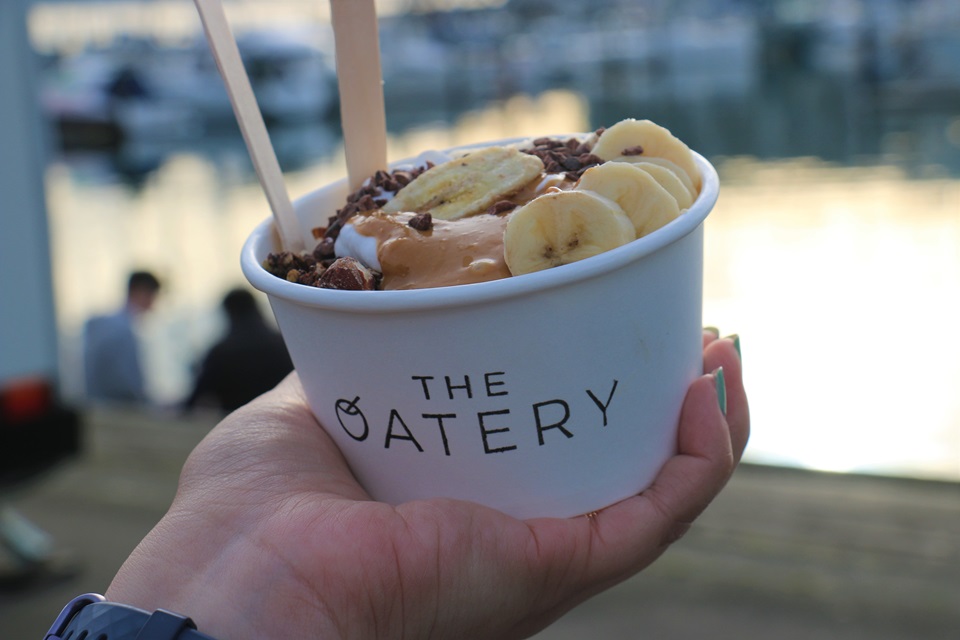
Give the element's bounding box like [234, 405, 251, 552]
[21, 0, 960, 481]
[2, 1, 959, 638]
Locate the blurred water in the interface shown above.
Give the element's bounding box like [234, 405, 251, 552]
[44, 66, 960, 482]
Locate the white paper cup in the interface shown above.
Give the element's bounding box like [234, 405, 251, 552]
[241, 144, 719, 519]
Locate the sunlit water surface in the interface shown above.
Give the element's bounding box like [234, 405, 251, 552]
[46, 93, 960, 482]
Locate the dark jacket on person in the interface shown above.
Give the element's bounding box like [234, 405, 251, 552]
[185, 308, 293, 413]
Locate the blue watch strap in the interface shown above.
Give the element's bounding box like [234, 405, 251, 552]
[136, 608, 205, 639]
[45, 594, 218, 640]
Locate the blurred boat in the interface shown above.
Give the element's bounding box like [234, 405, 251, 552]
[40, 40, 200, 148]
[40, 31, 337, 148]
[159, 30, 338, 124]
[375, 9, 760, 105]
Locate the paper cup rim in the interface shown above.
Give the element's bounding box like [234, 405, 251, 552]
[241, 151, 719, 313]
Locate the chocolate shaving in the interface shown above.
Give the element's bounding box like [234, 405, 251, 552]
[621, 145, 644, 156]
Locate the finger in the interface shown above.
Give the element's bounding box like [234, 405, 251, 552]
[703, 326, 720, 350]
[528, 371, 732, 593]
[703, 336, 749, 462]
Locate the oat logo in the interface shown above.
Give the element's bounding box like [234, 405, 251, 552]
[335, 396, 369, 441]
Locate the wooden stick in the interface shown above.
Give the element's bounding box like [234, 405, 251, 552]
[193, 0, 304, 252]
[330, 0, 388, 192]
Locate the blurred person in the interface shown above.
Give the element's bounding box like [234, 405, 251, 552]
[82, 270, 161, 405]
[184, 287, 293, 413]
[43, 334, 747, 640]
[106, 65, 150, 101]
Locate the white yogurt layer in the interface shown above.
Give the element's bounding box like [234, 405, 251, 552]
[335, 223, 381, 271]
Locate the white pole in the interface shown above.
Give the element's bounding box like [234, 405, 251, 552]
[0, 0, 61, 384]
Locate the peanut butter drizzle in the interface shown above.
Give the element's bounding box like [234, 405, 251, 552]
[350, 212, 510, 290]
[349, 173, 576, 290]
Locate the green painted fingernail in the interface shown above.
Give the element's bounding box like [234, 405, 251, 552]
[704, 326, 720, 337]
[726, 334, 741, 360]
[714, 367, 727, 415]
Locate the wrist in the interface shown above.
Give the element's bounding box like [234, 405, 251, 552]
[105, 510, 247, 639]
[105, 509, 345, 640]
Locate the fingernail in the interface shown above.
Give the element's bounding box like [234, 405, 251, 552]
[725, 334, 741, 360]
[704, 326, 720, 337]
[713, 367, 727, 415]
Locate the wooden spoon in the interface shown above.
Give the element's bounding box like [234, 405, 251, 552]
[330, 0, 388, 192]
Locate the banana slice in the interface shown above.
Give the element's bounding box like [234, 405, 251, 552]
[621, 156, 697, 202]
[609, 156, 697, 198]
[504, 190, 635, 276]
[630, 161, 695, 210]
[576, 162, 681, 238]
[383, 146, 544, 221]
[591, 119, 701, 192]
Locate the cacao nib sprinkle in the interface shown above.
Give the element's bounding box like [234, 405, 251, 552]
[622, 145, 644, 156]
[520, 132, 606, 181]
[356, 194, 377, 211]
[487, 200, 518, 216]
[313, 237, 336, 262]
[579, 153, 604, 166]
[408, 212, 433, 231]
[323, 163, 433, 243]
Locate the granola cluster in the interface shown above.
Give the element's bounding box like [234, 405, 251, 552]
[261, 251, 326, 287]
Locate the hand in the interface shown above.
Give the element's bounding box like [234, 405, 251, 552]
[106, 332, 748, 640]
